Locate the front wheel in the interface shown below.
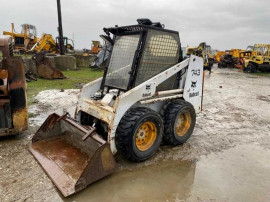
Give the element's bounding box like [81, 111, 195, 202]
[163, 100, 196, 145]
[115, 107, 163, 162]
[246, 63, 256, 73]
[222, 61, 227, 67]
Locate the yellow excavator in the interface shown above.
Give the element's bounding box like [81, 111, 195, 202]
[186, 42, 215, 72]
[29, 34, 57, 53]
[29, 34, 74, 54]
[3, 23, 38, 53]
[0, 35, 28, 136]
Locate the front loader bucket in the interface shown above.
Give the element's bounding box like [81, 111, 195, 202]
[28, 113, 116, 197]
[32, 52, 66, 79]
[36, 58, 65, 79]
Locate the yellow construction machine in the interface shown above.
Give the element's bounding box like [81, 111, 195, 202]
[83, 40, 102, 56]
[0, 35, 28, 136]
[30, 35, 74, 54]
[55, 36, 74, 53]
[186, 42, 215, 72]
[90, 40, 102, 54]
[29, 34, 57, 53]
[218, 49, 252, 69]
[3, 23, 38, 53]
[3, 23, 74, 54]
[28, 19, 204, 196]
[235, 50, 252, 68]
[243, 44, 270, 73]
[214, 51, 226, 63]
[186, 46, 195, 56]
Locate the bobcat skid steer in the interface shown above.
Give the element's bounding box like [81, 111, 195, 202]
[28, 19, 204, 197]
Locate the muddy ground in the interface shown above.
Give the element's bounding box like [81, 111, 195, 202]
[0, 66, 270, 202]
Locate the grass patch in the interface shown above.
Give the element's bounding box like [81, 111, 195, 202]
[254, 72, 270, 77]
[27, 67, 103, 105]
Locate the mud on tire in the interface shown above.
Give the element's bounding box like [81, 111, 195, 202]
[163, 99, 196, 145]
[115, 107, 163, 162]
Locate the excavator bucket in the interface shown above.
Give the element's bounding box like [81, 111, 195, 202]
[32, 52, 66, 79]
[28, 113, 116, 197]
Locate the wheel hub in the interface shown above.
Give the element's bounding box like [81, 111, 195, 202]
[175, 112, 191, 137]
[135, 121, 157, 151]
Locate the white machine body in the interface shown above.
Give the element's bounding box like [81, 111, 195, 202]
[76, 55, 204, 154]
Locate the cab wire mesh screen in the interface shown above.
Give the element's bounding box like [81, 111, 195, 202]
[135, 30, 180, 90]
[105, 35, 140, 90]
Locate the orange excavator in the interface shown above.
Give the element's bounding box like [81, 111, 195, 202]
[83, 40, 102, 56]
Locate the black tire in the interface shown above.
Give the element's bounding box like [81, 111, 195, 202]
[115, 107, 163, 162]
[222, 61, 227, 67]
[243, 64, 247, 72]
[163, 100, 196, 145]
[246, 63, 256, 73]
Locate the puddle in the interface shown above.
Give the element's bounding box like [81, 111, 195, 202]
[189, 144, 270, 202]
[64, 160, 195, 202]
[63, 144, 270, 202]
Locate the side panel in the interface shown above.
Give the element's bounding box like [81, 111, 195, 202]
[0, 57, 28, 136]
[7, 57, 28, 133]
[79, 77, 102, 99]
[109, 58, 190, 153]
[183, 55, 204, 112]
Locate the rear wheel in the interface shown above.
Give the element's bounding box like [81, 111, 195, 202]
[115, 107, 163, 162]
[222, 61, 227, 67]
[163, 100, 196, 145]
[246, 63, 256, 73]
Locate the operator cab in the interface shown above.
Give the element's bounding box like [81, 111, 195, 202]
[95, 18, 183, 99]
[21, 24, 37, 38]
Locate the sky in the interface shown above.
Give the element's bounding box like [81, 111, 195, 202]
[1, 0, 269, 50]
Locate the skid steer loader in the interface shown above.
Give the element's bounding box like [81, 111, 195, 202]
[28, 19, 204, 197]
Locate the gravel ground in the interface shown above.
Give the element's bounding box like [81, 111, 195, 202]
[0, 66, 269, 201]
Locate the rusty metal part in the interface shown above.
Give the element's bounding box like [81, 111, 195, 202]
[32, 52, 65, 79]
[0, 35, 13, 58]
[0, 69, 8, 95]
[0, 36, 28, 136]
[25, 70, 37, 82]
[0, 44, 28, 136]
[28, 113, 116, 197]
[82, 127, 96, 141]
